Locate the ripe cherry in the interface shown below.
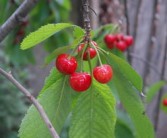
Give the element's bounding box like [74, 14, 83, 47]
[104, 34, 116, 45]
[56, 54, 77, 75]
[163, 98, 167, 106]
[116, 41, 127, 52]
[93, 64, 113, 84]
[116, 34, 124, 41]
[69, 72, 92, 92]
[78, 41, 97, 60]
[124, 35, 134, 47]
[107, 43, 115, 49]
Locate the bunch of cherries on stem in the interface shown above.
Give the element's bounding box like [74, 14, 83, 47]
[55, 41, 113, 92]
[104, 34, 134, 51]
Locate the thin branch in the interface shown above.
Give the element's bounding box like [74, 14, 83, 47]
[0, 67, 59, 138]
[82, 0, 91, 42]
[0, 0, 39, 43]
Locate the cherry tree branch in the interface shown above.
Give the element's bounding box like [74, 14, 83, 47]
[0, 67, 59, 138]
[82, 0, 91, 42]
[0, 0, 39, 43]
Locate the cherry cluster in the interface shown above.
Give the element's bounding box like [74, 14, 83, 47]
[104, 34, 134, 52]
[55, 41, 113, 92]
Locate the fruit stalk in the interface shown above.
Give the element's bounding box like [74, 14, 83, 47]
[82, 0, 91, 42]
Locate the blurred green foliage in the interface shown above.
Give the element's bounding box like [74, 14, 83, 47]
[0, 0, 71, 137]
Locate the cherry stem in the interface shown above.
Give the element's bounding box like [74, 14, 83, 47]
[88, 52, 93, 77]
[97, 46, 110, 55]
[80, 42, 89, 72]
[69, 37, 84, 57]
[90, 42, 103, 66]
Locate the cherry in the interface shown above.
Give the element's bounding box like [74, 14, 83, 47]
[107, 43, 115, 49]
[93, 64, 113, 84]
[124, 35, 134, 47]
[163, 98, 167, 106]
[78, 41, 97, 60]
[104, 34, 116, 45]
[56, 54, 77, 75]
[116, 41, 127, 52]
[116, 34, 124, 41]
[69, 72, 92, 92]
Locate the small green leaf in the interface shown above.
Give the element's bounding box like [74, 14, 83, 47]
[21, 23, 82, 50]
[40, 68, 63, 95]
[108, 53, 143, 92]
[146, 81, 166, 103]
[73, 26, 85, 38]
[44, 36, 83, 65]
[69, 81, 116, 138]
[19, 70, 73, 138]
[93, 24, 118, 41]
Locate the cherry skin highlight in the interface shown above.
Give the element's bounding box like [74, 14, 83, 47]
[69, 72, 92, 92]
[56, 54, 77, 75]
[163, 99, 167, 106]
[93, 65, 113, 84]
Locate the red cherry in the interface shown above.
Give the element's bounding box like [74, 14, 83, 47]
[93, 65, 113, 84]
[78, 41, 97, 60]
[124, 35, 134, 47]
[107, 43, 115, 49]
[116, 41, 127, 52]
[104, 34, 116, 45]
[56, 54, 77, 75]
[69, 72, 92, 92]
[116, 34, 124, 41]
[163, 99, 167, 106]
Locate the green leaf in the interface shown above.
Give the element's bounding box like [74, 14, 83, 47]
[93, 24, 118, 41]
[69, 81, 116, 138]
[44, 36, 83, 65]
[19, 72, 73, 138]
[113, 70, 155, 138]
[40, 68, 63, 95]
[21, 23, 81, 50]
[146, 81, 166, 103]
[73, 26, 85, 38]
[115, 119, 134, 138]
[108, 53, 143, 92]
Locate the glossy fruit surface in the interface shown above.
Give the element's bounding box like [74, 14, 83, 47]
[163, 99, 167, 106]
[69, 72, 92, 92]
[116, 34, 124, 41]
[93, 65, 113, 84]
[104, 34, 116, 45]
[124, 35, 134, 47]
[56, 54, 77, 74]
[78, 41, 97, 60]
[116, 41, 127, 52]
